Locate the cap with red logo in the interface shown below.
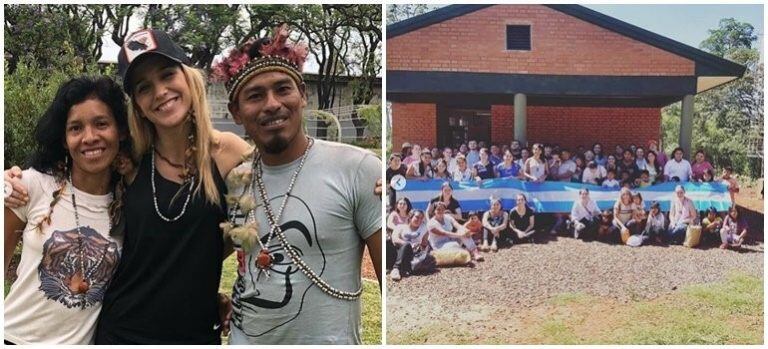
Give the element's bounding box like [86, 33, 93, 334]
[117, 29, 191, 95]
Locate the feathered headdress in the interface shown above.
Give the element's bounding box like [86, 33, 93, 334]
[211, 24, 309, 102]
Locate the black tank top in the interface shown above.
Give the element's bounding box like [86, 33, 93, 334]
[95, 154, 227, 344]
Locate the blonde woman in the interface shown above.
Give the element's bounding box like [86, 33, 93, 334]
[612, 187, 637, 243]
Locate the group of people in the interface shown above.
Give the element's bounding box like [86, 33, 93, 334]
[566, 186, 748, 248]
[386, 139, 750, 282]
[388, 139, 740, 200]
[4, 25, 382, 345]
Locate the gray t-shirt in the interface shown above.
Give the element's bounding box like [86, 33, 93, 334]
[227, 139, 381, 345]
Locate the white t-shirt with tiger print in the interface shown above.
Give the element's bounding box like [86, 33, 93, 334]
[4, 169, 122, 344]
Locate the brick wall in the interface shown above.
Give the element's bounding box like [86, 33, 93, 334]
[487, 105, 661, 150]
[388, 5, 694, 76]
[391, 103, 661, 151]
[491, 105, 515, 144]
[391, 103, 437, 149]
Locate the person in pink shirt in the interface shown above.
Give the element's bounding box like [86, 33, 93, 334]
[691, 150, 715, 182]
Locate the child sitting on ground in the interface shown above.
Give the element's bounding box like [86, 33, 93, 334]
[625, 208, 647, 238]
[463, 211, 483, 243]
[720, 206, 748, 249]
[644, 201, 666, 244]
[597, 209, 616, 242]
[701, 207, 723, 245]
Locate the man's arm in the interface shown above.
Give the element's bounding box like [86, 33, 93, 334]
[365, 230, 382, 289]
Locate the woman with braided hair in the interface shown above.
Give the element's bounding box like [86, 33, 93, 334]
[4, 76, 129, 344]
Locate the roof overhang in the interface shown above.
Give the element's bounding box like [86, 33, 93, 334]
[388, 71, 695, 107]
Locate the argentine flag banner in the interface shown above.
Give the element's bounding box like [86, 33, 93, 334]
[398, 179, 733, 213]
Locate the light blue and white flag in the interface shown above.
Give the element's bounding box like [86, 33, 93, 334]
[398, 178, 732, 213]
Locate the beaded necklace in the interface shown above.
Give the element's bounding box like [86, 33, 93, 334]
[248, 137, 313, 280]
[68, 173, 111, 307]
[253, 138, 361, 301]
[151, 149, 195, 222]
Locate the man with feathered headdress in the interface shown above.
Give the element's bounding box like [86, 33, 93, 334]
[211, 24, 382, 344]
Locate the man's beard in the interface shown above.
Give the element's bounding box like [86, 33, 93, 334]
[263, 135, 291, 154]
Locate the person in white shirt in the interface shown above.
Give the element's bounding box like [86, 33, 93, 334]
[666, 185, 697, 244]
[427, 202, 483, 262]
[602, 169, 620, 188]
[582, 161, 606, 185]
[555, 149, 577, 182]
[663, 147, 693, 182]
[635, 147, 648, 170]
[389, 210, 429, 281]
[451, 154, 473, 182]
[442, 147, 458, 174]
[570, 188, 601, 240]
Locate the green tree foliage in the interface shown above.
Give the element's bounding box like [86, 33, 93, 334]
[662, 18, 763, 177]
[4, 53, 107, 169]
[4, 4, 109, 73]
[386, 4, 431, 24]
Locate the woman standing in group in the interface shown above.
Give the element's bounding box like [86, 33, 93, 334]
[472, 148, 495, 181]
[452, 154, 473, 181]
[427, 182, 462, 221]
[433, 159, 452, 180]
[495, 149, 521, 179]
[523, 143, 549, 183]
[645, 151, 663, 184]
[4, 77, 129, 344]
[93, 29, 252, 344]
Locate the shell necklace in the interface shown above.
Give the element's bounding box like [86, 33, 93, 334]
[254, 138, 361, 300]
[250, 137, 313, 280]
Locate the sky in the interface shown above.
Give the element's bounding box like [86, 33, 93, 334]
[584, 4, 763, 57]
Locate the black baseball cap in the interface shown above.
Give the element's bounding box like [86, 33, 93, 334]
[117, 29, 191, 95]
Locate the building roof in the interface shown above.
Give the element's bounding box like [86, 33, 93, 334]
[387, 4, 746, 95]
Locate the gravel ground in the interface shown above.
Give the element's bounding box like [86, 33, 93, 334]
[387, 236, 763, 336]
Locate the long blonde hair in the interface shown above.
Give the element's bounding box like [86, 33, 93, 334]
[127, 64, 221, 206]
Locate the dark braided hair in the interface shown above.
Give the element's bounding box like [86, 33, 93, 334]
[27, 76, 131, 235]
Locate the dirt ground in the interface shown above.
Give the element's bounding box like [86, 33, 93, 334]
[734, 178, 764, 241]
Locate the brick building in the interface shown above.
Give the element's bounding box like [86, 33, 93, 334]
[387, 5, 745, 155]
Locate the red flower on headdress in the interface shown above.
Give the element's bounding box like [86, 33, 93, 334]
[210, 24, 308, 83]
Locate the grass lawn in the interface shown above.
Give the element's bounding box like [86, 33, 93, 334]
[534, 273, 763, 344]
[390, 273, 763, 345]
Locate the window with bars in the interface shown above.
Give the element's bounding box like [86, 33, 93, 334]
[506, 25, 531, 51]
